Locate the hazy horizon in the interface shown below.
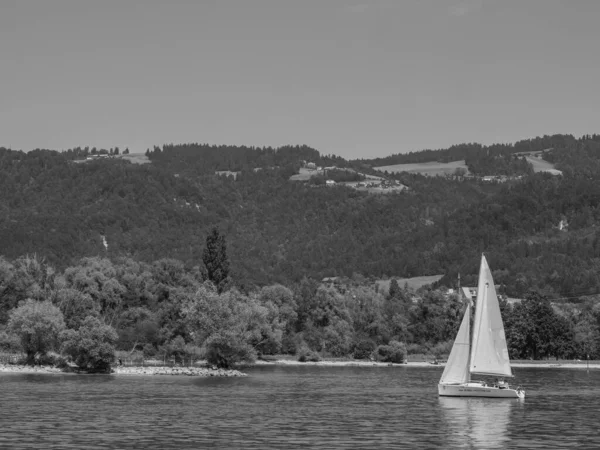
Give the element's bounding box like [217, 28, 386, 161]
[2, 0, 599, 159]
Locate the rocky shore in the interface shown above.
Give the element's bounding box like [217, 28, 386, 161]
[3, 360, 597, 376]
[0, 364, 63, 374]
[0, 363, 246, 377]
[113, 365, 247, 377]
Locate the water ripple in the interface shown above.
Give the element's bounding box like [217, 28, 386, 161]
[0, 367, 599, 448]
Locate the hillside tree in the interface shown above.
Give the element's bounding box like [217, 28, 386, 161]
[202, 227, 230, 292]
[7, 299, 66, 364]
[60, 316, 118, 373]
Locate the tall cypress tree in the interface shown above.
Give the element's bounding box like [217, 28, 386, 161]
[388, 278, 400, 299]
[202, 227, 230, 292]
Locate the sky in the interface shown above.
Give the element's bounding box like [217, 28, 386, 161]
[1, 0, 599, 159]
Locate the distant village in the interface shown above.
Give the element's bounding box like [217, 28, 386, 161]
[478, 174, 523, 183]
[85, 154, 117, 160]
[299, 161, 407, 192]
[321, 275, 523, 306]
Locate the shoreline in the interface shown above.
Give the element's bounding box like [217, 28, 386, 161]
[2, 360, 598, 376]
[254, 359, 600, 369]
[0, 363, 246, 377]
[113, 366, 246, 377]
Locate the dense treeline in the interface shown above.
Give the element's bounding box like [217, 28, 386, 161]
[3, 133, 600, 300]
[361, 133, 600, 176]
[1, 251, 599, 371]
[4, 133, 600, 369]
[146, 143, 348, 175]
[0, 145, 491, 287]
[0, 147, 234, 266]
[465, 153, 533, 177]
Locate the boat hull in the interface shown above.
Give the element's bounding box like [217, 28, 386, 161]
[438, 382, 525, 399]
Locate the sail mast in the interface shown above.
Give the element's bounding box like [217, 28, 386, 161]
[470, 256, 484, 372]
[458, 272, 472, 383]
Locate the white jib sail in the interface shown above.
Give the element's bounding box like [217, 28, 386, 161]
[439, 302, 471, 384]
[469, 255, 513, 377]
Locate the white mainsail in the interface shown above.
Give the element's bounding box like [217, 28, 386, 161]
[439, 302, 471, 384]
[469, 255, 512, 377]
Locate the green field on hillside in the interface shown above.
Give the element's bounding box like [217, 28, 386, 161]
[374, 160, 469, 176]
[524, 156, 562, 175]
[376, 275, 445, 294]
[119, 154, 151, 164]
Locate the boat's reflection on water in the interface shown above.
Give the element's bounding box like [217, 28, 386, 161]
[438, 396, 518, 449]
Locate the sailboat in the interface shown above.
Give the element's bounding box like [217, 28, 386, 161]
[438, 254, 525, 399]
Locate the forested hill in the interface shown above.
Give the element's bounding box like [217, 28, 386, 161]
[145, 143, 348, 175]
[358, 133, 600, 172]
[2, 133, 600, 298]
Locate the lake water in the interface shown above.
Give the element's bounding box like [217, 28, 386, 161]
[1, 365, 599, 449]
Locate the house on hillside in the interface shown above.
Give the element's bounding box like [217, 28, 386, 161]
[420, 218, 434, 227]
[321, 277, 339, 287]
[482, 175, 510, 183]
[558, 218, 568, 231]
